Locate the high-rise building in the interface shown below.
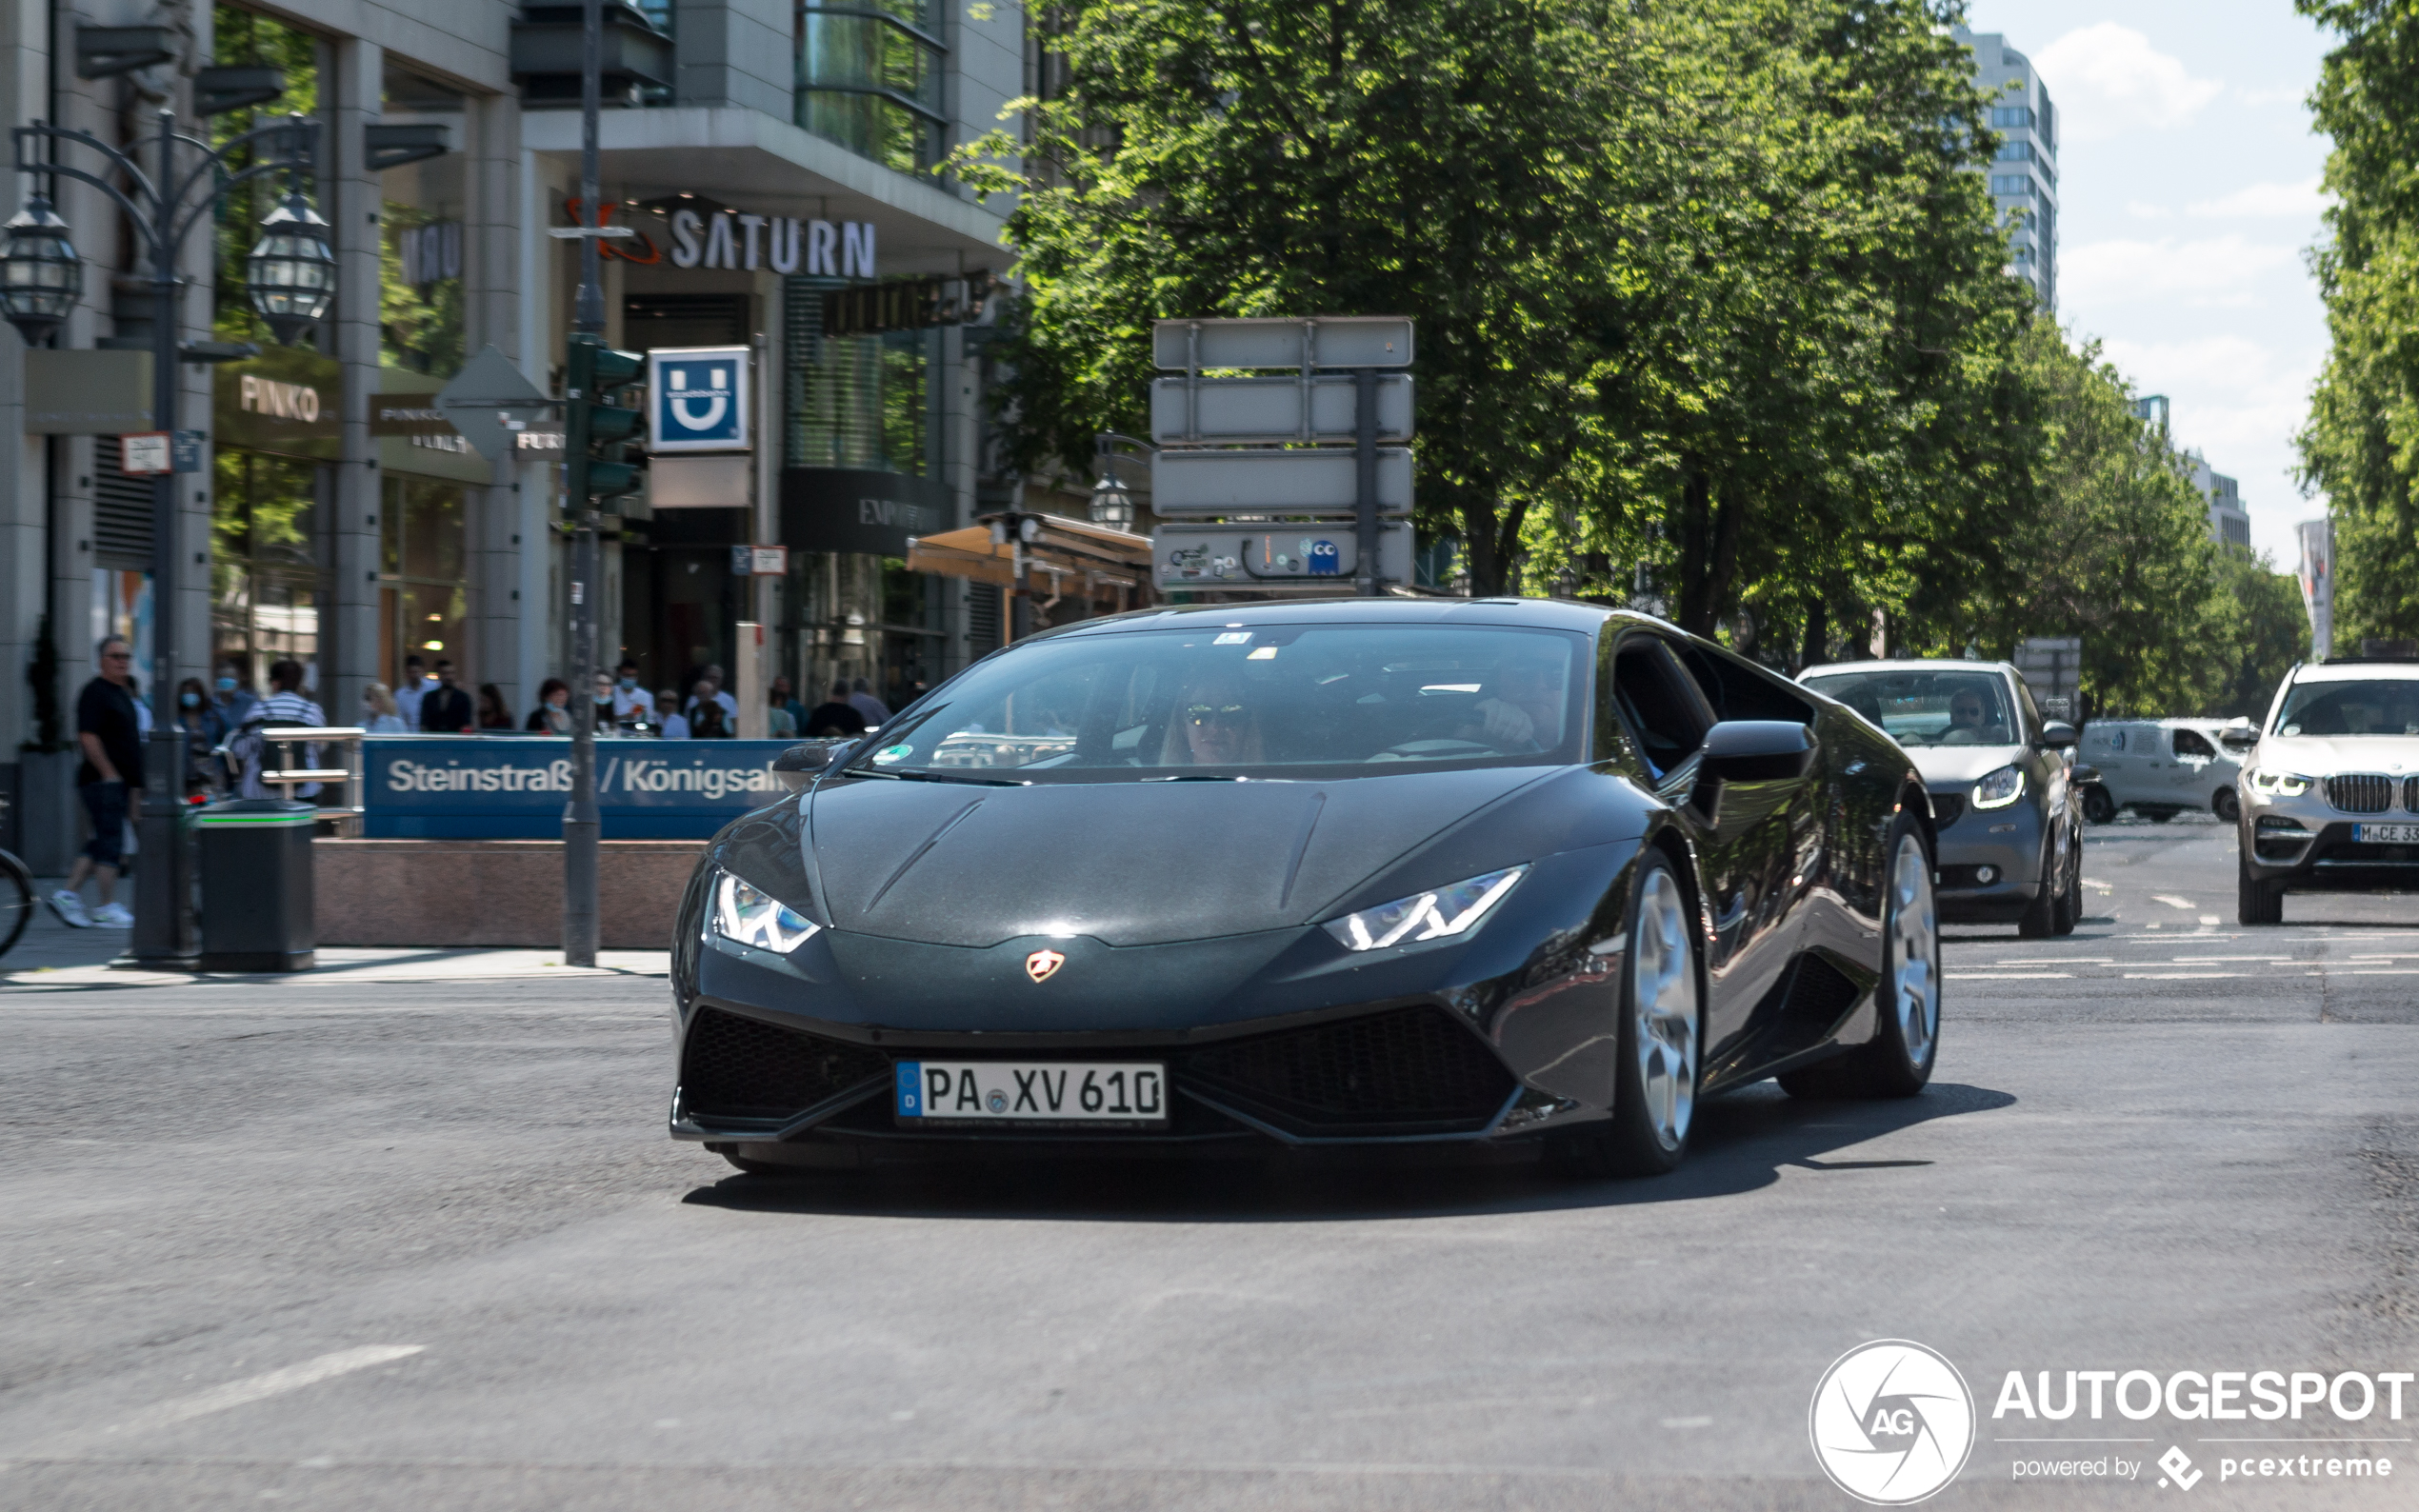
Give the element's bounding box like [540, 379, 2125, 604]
[2132, 396, 2252, 547]
[1956, 28, 2058, 311]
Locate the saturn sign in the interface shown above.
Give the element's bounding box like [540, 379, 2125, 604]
[648, 346, 750, 453]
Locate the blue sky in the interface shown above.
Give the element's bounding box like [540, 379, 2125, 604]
[1962, 0, 2333, 567]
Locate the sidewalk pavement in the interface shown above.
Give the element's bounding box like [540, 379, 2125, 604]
[5, 881, 670, 990]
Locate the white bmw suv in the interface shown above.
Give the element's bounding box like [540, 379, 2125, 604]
[2238, 659, 2419, 923]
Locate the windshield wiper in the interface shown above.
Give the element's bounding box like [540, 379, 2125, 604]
[844, 767, 1030, 786]
[1141, 773, 1247, 782]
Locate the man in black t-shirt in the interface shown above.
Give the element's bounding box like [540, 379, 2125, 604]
[419, 659, 474, 733]
[803, 680, 869, 738]
[50, 636, 144, 928]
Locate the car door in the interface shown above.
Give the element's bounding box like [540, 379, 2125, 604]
[2009, 671, 2070, 846]
[1638, 636, 1816, 1071]
[2169, 725, 2221, 808]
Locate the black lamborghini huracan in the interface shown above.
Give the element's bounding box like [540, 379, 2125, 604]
[669, 598, 1941, 1178]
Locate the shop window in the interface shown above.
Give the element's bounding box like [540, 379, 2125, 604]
[211, 448, 322, 688]
[797, 0, 946, 173]
[784, 278, 935, 472]
[379, 475, 470, 686]
[381, 64, 469, 376]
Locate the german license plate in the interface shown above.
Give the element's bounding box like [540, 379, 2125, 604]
[2354, 823, 2419, 844]
[894, 1061, 1169, 1125]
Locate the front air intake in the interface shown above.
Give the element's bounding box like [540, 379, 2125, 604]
[679, 1007, 890, 1123]
[1176, 1006, 1515, 1135]
[2328, 774, 2392, 814]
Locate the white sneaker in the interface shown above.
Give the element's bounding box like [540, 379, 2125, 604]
[90, 902, 134, 928]
[47, 890, 90, 927]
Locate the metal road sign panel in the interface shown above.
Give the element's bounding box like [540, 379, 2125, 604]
[649, 345, 750, 453]
[1151, 523, 1413, 590]
[1152, 316, 1413, 371]
[1150, 374, 1412, 445]
[1150, 447, 1412, 518]
[437, 344, 554, 459]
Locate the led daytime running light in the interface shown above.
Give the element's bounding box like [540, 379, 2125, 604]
[1971, 765, 2026, 809]
[711, 871, 820, 953]
[1324, 865, 1526, 952]
[2248, 767, 2312, 798]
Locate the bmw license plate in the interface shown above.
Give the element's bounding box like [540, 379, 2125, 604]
[894, 1061, 1169, 1126]
[2354, 823, 2419, 844]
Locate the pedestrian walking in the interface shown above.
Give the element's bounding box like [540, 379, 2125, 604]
[394, 654, 431, 727]
[212, 662, 259, 732]
[359, 681, 409, 734]
[527, 678, 572, 734]
[259, 660, 329, 798]
[805, 681, 869, 738]
[173, 676, 220, 793]
[689, 682, 733, 739]
[475, 683, 515, 730]
[610, 661, 651, 725]
[49, 636, 142, 928]
[848, 676, 891, 726]
[765, 684, 797, 739]
[653, 691, 690, 740]
[419, 661, 473, 733]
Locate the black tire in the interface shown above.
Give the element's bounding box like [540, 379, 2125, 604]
[0, 849, 30, 959]
[2017, 826, 2058, 940]
[2213, 787, 2241, 825]
[2238, 847, 2284, 925]
[2082, 786, 2116, 825]
[1549, 854, 1701, 1178]
[2050, 822, 2082, 936]
[1780, 816, 1939, 1100]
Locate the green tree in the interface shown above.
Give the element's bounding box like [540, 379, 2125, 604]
[2296, 0, 2419, 646]
[958, 0, 2030, 614]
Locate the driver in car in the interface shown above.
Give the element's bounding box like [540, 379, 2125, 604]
[1459, 653, 1563, 752]
[1162, 670, 1266, 766]
[1940, 688, 2004, 745]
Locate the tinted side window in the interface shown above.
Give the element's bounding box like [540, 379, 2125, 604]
[2011, 674, 2046, 740]
[1613, 641, 1713, 779]
[2173, 727, 2217, 759]
[1679, 644, 1815, 725]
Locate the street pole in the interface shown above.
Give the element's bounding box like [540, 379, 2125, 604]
[131, 109, 190, 964]
[562, 0, 606, 966]
[1353, 365, 1378, 597]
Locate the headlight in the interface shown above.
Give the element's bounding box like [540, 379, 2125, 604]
[2248, 767, 2312, 798]
[1323, 865, 1526, 952]
[1971, 765, 2026, 809]
[711, 871, 820, 953]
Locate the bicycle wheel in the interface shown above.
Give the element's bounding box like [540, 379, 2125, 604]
[0, 848, 31, 959]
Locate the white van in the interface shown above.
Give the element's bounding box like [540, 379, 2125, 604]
[2078, 718, 2254, 823]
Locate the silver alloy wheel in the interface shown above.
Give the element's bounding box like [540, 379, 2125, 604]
[1888, 834, 1939, 1064]
[1630, 867, 1700, 1151]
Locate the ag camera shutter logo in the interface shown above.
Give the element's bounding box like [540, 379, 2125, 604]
[1809, 1340, 1976, 1504]
[648, 346, 750, 452]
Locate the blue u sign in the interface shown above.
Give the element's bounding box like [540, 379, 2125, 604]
[649, 346, 750, 452]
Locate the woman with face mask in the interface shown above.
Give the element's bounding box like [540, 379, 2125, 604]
[527, 678, 573, 735]
[174, 677, 218, 794]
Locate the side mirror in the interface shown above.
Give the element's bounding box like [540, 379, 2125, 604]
[1701, 720, 1816, 782]
[2040, 721, 2078, 749]
[771, 738, 853, 791]
[2068, 763, 2102, 785]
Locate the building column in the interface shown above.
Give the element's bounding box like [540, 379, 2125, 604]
[328, 36, 383, 718]
[469, 90, 527, 711]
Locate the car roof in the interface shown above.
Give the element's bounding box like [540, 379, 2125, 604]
[2292, 662, 2419, 684]
[1036, 596, 1631, 641]
[1799, 659, 2016, 677]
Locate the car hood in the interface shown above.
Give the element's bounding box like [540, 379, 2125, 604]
[1903, 744, 2028, 786]
[2254, 735, 2419, 775]
[797, 766, 1564, 948]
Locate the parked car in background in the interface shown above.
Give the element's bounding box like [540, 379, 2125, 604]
[2237, 658, 2419, 924]
[1798, 659, 2084, 938]
[2076, 718, 2255, 824]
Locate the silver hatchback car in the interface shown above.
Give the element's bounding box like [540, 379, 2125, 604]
[1800, 660, 2085, 937]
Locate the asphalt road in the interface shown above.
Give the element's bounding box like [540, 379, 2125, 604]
[2, 814, 2415, 1509]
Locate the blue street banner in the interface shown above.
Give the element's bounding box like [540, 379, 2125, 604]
[363, 737, 794, 839]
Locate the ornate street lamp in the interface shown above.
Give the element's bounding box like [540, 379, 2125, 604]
[1088, 470, 1134, 530]
[0, 193, 82, 345]
[244, 189, 336, 346]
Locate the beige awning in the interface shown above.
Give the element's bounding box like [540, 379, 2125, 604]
[904, 515, 1152, 591]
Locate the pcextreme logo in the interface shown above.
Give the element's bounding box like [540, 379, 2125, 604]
[1809, 1340, 1977, 1505]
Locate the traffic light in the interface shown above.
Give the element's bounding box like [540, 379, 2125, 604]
[564, 332, 646, 505]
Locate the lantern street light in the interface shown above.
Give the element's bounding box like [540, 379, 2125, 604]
[1090, 430, 1153, 534]
[6, 109, 326, 965]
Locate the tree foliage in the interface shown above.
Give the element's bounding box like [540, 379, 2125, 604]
[962, 0, 2305, 716]
[2297, 0, 2419, 645]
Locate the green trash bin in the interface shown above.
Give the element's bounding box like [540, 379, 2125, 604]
[196, 798, 316, 972]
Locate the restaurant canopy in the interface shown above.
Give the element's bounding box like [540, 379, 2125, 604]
[904, 512, 1151, 608]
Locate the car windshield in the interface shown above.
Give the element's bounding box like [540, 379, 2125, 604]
[1801, 668, 2018, 746]
[2275, 679, 2419, 737]
[846, 623, 1588, 782]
